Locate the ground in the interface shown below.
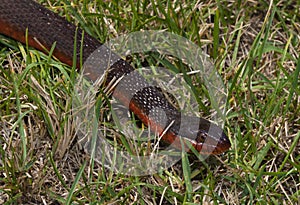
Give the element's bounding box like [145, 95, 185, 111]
[0, 0, 299, 204]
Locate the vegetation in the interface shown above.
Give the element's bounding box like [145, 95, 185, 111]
[0, 0, 299, 204]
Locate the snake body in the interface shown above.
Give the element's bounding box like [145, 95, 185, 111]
[0, 0, 231, 154]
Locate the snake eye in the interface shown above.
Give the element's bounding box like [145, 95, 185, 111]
[195, 131, 207, 143]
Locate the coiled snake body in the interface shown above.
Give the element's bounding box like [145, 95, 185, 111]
[0, 0, 231, 154]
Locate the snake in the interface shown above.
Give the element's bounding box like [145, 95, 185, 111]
[0, 0, 231, 155]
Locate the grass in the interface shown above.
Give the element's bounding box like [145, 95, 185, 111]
[0, 0, 299, 204]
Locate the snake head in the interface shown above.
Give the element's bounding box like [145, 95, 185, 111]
[176, 116, 231, 155]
